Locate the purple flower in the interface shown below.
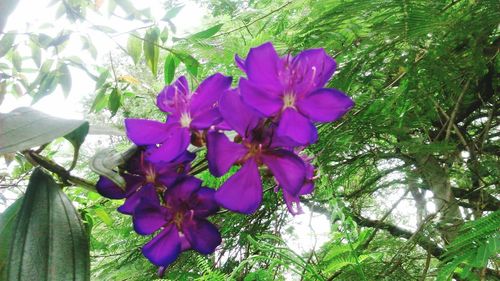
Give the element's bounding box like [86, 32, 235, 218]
[237, 42, 354, 145]
[125, 74, 232, 162]
[207, 89, 306, 214]
[132, 177, 221, 267]
[96, 148, 194, 215]
[276, 152, 315, 215]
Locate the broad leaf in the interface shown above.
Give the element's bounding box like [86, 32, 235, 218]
[58, 63, 72, 97]
[143, 28, 160, 77]
[163, 54, 178, 85]
[0, 107, 86, 154]
[126, 35, 142, 65]
[0, 197, 23, 279]
[6, 169, 90, 281]
[173, 51, 199, 77]
[64, 122, 89, 170]
[0, 33, 16, 58]
[108, 87, 121, 117]
[189, 24, 223, 40]
[162, 5, 183, 20]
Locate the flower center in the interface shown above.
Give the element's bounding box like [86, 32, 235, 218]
[173, 212, 184, 228]
[180, 112, 192, 128]
[145, 167, 156, 183]
[283, 93, 296, 109]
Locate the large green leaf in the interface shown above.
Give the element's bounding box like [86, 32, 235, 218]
[189, 24, 223, 40]
[0, 197, 23, 279]
[143, 28, 160, 77]
[6, 169, 90, 281]
[173, 51, 199, 77]
[126, 34, 142, 65]
[163, 54, 178, 85]
[0, 107, 86, 154]
[0, 33, 16, 58]
[108, 87, 121, 117]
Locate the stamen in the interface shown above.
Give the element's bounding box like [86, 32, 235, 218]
[283, 93, 296, 109]
[180, 112, 192, 128]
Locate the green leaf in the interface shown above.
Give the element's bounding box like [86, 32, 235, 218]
[163, 54, 178, 85]
[0, 197, 23, 279]
[11, 51, 22, 72]
[143, 28, 160, 77]
[58, 63, 72, 97]
[108, 87, 121, 117]
[29, 41, 41, 67]
[32, 72, 58, 104]
[64, 122, 89, 170]
[189, 24, 223, 40]
[0, 107, 86, 154]
[160, 26, 169, 43]
[0, 33, 16, 58]
[95, 70, 109, 90]
[6, 169, 90, 281]
[90, 86, 109, 113]
[162, 5, 183, 20]
[0, 0, 20, 33]
[94, 208, 113, 226]
[126, 35, 142, 65]
[173, 51, 199, 77]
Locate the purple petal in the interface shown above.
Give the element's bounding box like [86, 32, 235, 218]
[215, 159, 262, 214]
[282, 189, 304, 216]
[244, 42, 283, 93]
[192, 187, 219, 217]
[207, 131, 247, 177]
[133, 199, 166, 235]
[165, 177, 201, 203]
[96, 176, 126, 199]
[235, 54, 246, 72]
[261, 150, 306, 196]
[123, 174, 146, 196]
[125, 119, 170, 145]
[118, 184, 159, 215]
[219, 89, 261, 136]
[182, 218, 221, 255]
[292, 48, 336, 93]
[190, 107, 222, 129]
[146, 126, 190, 163]
[156, 76, 190, 113]
[190, 73, 232, 113]
[297, 88, 354, 122]
[142, 224, 181, 267]
[277, 108, 318, 145]
[239, 78, 283, 117]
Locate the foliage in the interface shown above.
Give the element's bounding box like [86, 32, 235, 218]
[1, 0, 499, 280]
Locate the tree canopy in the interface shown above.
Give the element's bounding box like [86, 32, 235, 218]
[0, 0, 498, 280]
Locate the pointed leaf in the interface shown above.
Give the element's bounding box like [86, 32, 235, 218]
[58, 63, 72, 97]
[6, 169, 90, 281]
[143, 28, 160, 77]
[126, 35, 142, 65]
[0, 197, 23, 279]
[162, 5, 183, 20]
[0, 107, 86, 154]
[108, 87, 121, 117]
[163, 54, 178, 85]
[189, 24, 223, 40]
[0, 33, 15, 58]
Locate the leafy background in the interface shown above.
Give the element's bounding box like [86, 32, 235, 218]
[0, 0, 498, 280]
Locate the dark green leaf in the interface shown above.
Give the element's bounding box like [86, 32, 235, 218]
[143, 28, 160, 77]
[162, 5, 183, 20]
[189, 24, 223, 40]
[126, 35, 142, 65]
[64, 122, 89, 170]
[163, 54, 178, 85]
[6, 169, 90, 281]
[108, 87, 121, 117]
[0, 197, 23, 279]
[0, 33, 16, 58]
[0, 107, 86, 154]
[58, 63, 71, 97]
[173, 51, 199, 77]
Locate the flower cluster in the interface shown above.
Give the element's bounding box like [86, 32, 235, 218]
[96, 42, 353, 271]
